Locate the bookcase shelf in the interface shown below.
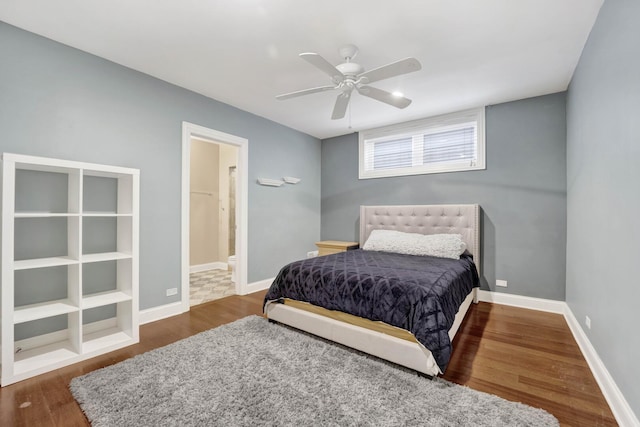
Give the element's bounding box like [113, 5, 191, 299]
[14, 299, 79, 324]
[82, 252, 132, 263]
[15, 212, 81, 218]
[82, 328, 132, 355]
[14, 256, 79, 271]
[82, 290, 132, 310]
[14, 339, 79, 377]
[82, 212, 133, 217]
[1, 153, 139, 386]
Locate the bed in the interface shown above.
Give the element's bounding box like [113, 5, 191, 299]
[264, 204, 480, 376]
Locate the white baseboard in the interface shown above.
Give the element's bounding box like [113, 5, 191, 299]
[478, 290, 639, 427]
[242, 277, 274, 295]
[190, 262, 228, 274]
[563, 305, 639, 427]
[139, 301, 184, 325]
[141, 278, 273, 323]
[476, 290, 566, 314]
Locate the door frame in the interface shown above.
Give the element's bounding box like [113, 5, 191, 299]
[181, 121, 249, 312]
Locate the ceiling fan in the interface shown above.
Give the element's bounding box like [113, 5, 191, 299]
[276, 44, 422, 120]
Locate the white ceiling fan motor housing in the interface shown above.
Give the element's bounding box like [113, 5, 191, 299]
[339, 44, 359, 60]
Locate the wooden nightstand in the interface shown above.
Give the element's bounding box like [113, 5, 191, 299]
[315, 240, 359, 256]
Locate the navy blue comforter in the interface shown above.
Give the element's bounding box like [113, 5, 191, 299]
[264, 249, 479, 372]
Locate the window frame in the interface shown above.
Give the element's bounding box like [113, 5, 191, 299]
[358, 107, 486, 179]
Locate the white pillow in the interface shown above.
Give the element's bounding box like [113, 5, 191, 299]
[362, 229, 466, 260]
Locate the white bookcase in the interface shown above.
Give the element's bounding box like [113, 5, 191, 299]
[1, 153, 139, 386]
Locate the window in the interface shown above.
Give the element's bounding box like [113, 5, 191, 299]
[359, 108, 485, 179]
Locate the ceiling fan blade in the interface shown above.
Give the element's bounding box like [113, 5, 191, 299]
[358, 57, 421, 84]
[300, 53, 345, 83]
[276, 85, 337, 100]
[331, 92, 351, 120]
[357, 86, 412, 109]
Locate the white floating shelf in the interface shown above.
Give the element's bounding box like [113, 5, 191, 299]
[82, 252, 132, 263]
[14, 299, 79, 324]
[14, 256, 79, 271]
[257, 178, 284, 187]
[83, 290, 132, 310]
[283, 176, 301, 184]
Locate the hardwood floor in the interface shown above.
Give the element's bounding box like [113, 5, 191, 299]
[444, 302, 618, 426]
[0, 291, 616, 426]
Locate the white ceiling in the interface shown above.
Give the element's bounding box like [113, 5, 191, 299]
[0, 0, 603, 140]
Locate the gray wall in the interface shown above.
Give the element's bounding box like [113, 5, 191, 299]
[321, 93, 567, 300]
[0, 22, 321, 311]
[566, 0, 640, 417]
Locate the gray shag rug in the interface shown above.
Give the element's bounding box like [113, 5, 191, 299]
[70, 316, 558, 426]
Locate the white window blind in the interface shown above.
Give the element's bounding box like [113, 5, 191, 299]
[359, 108, 485, 179]
[372, 137, 412, 169]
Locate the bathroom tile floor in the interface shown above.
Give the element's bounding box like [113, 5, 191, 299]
[190, 268, 236, 306]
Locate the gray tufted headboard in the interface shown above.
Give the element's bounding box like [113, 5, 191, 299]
[359, 204, 480, 275]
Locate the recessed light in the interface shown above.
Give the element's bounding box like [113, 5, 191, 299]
[392, 91, 404, 97]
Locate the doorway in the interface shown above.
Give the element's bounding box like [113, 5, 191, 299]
[181, 122, 248, 312]
[189, 139, 237, 305]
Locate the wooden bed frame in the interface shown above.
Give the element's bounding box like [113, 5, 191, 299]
[264, 204, 481, 376]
